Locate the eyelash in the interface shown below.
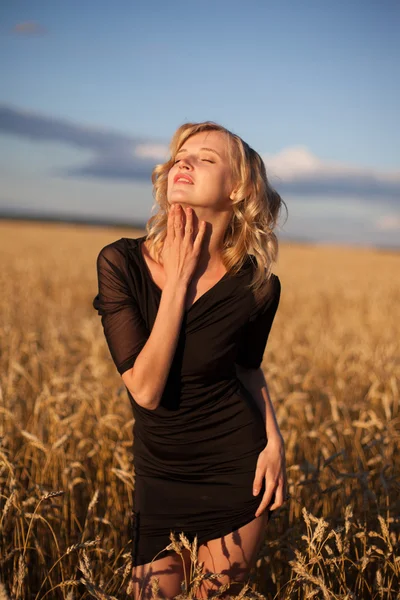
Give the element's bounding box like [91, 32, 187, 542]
[174, 159, 214, 164]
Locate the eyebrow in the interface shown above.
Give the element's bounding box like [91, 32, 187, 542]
[176, 147, 222, 158]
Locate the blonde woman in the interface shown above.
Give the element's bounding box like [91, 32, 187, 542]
[93, 121, 287, 599]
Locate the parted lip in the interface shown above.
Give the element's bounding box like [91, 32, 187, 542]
[173, 173, 194, 184]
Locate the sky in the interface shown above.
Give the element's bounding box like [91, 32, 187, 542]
[0, 0, 399, 247]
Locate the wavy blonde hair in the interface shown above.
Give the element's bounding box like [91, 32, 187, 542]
[145, 121, 287, 301]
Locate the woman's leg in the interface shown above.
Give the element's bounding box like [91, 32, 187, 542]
[131, 549, 191, 600]
[195, 511, 270, 599]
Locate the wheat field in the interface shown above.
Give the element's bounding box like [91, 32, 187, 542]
[0, 220, 399, 599]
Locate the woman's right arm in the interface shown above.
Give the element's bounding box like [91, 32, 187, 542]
[121, 280, 185, 410]
[121, 204, 205, 410]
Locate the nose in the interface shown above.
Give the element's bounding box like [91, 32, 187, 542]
[178, 156, 192, 169]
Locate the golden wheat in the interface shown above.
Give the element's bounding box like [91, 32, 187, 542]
[0, 220, 399, 599]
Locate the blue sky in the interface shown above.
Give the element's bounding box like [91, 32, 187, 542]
[0, 0, 399, 246]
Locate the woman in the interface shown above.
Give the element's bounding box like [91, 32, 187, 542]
[93, 121, 287, 599]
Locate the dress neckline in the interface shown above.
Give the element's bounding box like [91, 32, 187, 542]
[137, 236, 230, 312]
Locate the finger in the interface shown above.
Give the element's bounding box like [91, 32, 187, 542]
[255, 484, 276, 518]
[166, 204, 175, 241]
[253, 454, 267, 496]
[252, 466, 265, 496]
[268, 480, 285, 511]
[192, 220, 206, 255]
[174, 204, 184, 239]
[183, 207, 194, 245]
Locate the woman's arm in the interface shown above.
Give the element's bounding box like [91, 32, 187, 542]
[235, 364, 287, 516]
[121, 280, 186, 410]
[235, 364, 281, 441]
[122, 204, 205, 410]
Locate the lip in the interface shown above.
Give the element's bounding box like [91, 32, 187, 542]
[173, 173, 194, 184]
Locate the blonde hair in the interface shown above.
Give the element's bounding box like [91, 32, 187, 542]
[145, 121, 287, 302]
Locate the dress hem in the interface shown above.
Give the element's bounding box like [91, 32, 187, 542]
[131, 503, 270, 568]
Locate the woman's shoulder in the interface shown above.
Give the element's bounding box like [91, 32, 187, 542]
[242, 255, 280, 287]
[252, 272, 281, 319]
[97, 235, 146, 265]
[97, 236, 145, 277]
[240, 255, 280, 317]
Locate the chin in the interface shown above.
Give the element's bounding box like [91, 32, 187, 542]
[169, 197, 195, 207]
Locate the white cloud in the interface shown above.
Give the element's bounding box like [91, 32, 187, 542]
[263, 146, 400, 189]
[375, 215, 400, 231]
[134, 144, 169, 160]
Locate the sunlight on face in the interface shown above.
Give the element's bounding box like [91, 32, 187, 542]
[167, 130, 235, 211]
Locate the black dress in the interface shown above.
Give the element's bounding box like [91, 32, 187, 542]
[93, 235, 281, 567]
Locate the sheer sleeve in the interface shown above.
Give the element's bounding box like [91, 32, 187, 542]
[92, 240, 149, 375]
[235, 274, 281, 369]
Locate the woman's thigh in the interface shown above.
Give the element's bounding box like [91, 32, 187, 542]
[195, 511, 270, 599]
[131, 549, 191, 600]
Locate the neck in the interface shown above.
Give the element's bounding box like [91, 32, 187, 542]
[190, 206, 232, 274]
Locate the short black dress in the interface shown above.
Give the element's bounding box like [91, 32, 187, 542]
[93, 235, 281, 567]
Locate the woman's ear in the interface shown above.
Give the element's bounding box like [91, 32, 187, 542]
[229, 187, 238, 201]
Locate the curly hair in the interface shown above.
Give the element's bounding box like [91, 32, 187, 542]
[145, 121, 287, 301]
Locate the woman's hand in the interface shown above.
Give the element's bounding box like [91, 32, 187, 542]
[162, 204, 206, 288]
[253, 435, 287, 517]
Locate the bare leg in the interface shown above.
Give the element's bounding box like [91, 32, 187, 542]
[195, 511, 270, 599]
[131, 549, 191, 600]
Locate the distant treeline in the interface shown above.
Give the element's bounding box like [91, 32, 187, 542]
[0, 208, 147, 230]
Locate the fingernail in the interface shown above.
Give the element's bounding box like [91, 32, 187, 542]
[253, 488, 259, 496]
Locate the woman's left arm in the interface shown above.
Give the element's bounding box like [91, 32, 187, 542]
[236, 364, 287, 517]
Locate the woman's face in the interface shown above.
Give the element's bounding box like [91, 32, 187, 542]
[167, 130, 236, 211]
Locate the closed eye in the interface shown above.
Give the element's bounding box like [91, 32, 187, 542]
[173, 158, 215, 164]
